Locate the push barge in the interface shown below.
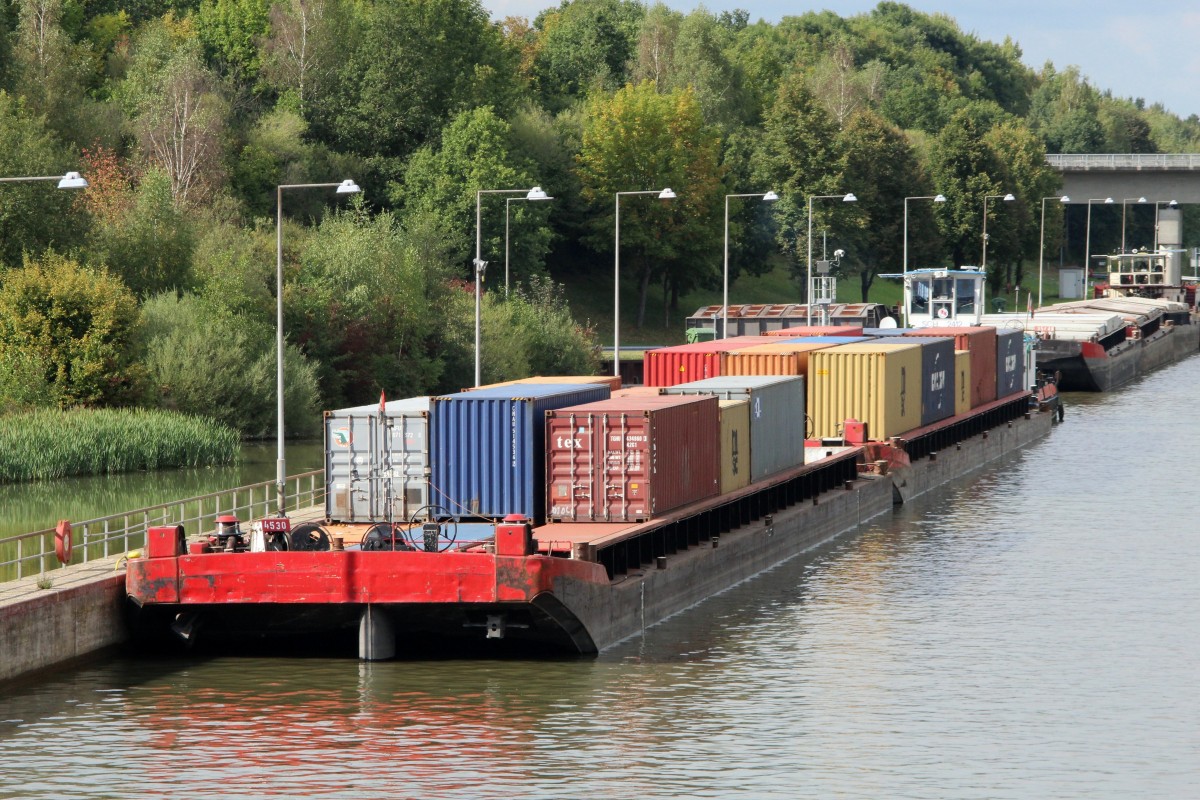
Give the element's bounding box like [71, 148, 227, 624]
[127, 270, 1061, 659]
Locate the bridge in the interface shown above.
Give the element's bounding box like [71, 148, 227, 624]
[1048, 154, 1200, 204]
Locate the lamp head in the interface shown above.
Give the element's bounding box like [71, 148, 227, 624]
[336, 179, 361, 195]
[762, 191, 779, 202]
[1104, 197, 1113, 203]
[1169, 200, 1179, 208]
[1138, 196, 1147, 202]
[658, 188, 676, 199]
[1060, 195, 1070, 203]
[1002, 193, 1015, 201]
[526, 186, 551, 200]
[57, 171, 88, 189]
[842, 193, 857, 202]
[933, 194, 947, 202]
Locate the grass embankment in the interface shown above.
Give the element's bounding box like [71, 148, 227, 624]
[0, 408, 240, 483]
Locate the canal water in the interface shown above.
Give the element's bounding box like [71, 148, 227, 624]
[2, 361, 1198, 798]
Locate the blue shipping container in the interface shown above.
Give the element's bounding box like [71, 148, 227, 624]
[996, 329, 1026, 397]
[430, 384, 611, 522]
[909, 337, 956, 426]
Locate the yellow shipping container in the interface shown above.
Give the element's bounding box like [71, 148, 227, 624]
[718, 399, 751, 494]
[723, 342, 837, 377]
[954, 350, 971, 417]
[807, 342, 923, 440]
[467, 375, 622, 392]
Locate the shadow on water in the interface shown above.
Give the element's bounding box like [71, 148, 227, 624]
[0, 441, 325, 538]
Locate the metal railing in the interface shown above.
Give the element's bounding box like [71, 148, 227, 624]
[0, 470, 325, 584]
[1047, 153, 1200, 171]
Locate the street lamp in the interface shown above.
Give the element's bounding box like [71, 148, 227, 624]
[723, 190, 778, 338]
[614, 188, 676, 376]
[980, 193, 1014, 275]
[1038, 195, 1069, 307]
[1121, 196, 1147, 253]
[902, 193, 946, 326]
[0, 171, 88, 188]
[1154, 199, 1179, 250]
[275, 179, 360, 515]
[1084, 197, 1114, 283]
[504, 190, 554, 298]
[806, 192, 856, 325]
[474, 186, 550, 387]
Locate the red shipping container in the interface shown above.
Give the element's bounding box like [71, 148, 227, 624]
[763, 325, 864, 337]
[546, 395, 720, 523]
[902, 326, 997, 408]
[643, 336, 777, 387]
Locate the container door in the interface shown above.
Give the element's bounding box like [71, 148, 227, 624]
[386, 414, 428, 522]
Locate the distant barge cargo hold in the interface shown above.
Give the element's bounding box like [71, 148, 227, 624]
[127, 277, 1062, 658]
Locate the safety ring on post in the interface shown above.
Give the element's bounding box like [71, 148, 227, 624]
[55, 520, 73, 565]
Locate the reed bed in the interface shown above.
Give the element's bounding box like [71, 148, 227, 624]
[0, 409, 240, 483]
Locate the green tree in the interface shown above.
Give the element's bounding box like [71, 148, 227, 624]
[533, 0, 644, 112]
[1028, 64, 1104, 153]
[289, 205, 451, 408]
[10, 0, 91, 141]
[196, 0, 272, 86]
[118, 20, 228, 206]
[314, 0, 519, 166]
[392, 106, 551, 280]
[753, 72, 842, 278]
[258, 0, 343, 115]
[82, 167, 196, 297]
[0, 251, 144, 407]
[576, 81, 724, 328]
[927, 106, 1010, 268]
[834, 110, 939, 301]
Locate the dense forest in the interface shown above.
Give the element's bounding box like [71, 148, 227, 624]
[2, 0, 1197, 436]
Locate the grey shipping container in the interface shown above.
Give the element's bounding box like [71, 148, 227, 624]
[662, 375, 805, 480]
[430, 383, 611, 523]
[324, 396, 431, 523]
[996, 329, 1026, 396]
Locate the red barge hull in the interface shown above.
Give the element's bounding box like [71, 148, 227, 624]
[127, 394, 1056, 658]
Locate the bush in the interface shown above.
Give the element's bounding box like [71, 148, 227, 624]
[142, 291, 320, 438]
[0, 408, 239, 482]
[0, 251, 145, 407]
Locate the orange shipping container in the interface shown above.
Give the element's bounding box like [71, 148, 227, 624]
[902, 326, 997, 408]
[807, 342, 923, 440]
[724, 341, 838, 377]
[642, 336, 778, 387]
[763, 325, 864, 337]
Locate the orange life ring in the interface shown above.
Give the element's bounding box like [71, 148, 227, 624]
[55, 520, 73, 565]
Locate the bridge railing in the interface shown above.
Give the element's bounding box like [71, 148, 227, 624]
[1048, 153, 1200, 171]
[0, 470, 325, 584]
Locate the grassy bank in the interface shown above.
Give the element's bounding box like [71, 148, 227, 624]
[0, 408, 240, 483]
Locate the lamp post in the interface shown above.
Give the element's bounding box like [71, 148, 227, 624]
[806, 192, 856, 325]
[902, 193, 946, 326]
[980, 193, 1014, 275]
[504, 190, 554, 298]
[275, 179, 360, 515]
[1084, 197, 1114, 284]
[614, 188, 676, 376]
[1038, 195, 1069, 307]
[722, 190, 778, 338]
[474, 186, 550, 387]
[1154, 199, 1180, 250]
[0, 171, 88, 188]
[1121, 196, 1147, 253]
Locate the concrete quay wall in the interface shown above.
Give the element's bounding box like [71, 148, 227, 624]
[0, 562, 128, 685]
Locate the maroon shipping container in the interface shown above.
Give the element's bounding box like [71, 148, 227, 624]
[546, 395, 720, 523]
[902, 326, 997, 408]
[643, 336, 778, 387]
